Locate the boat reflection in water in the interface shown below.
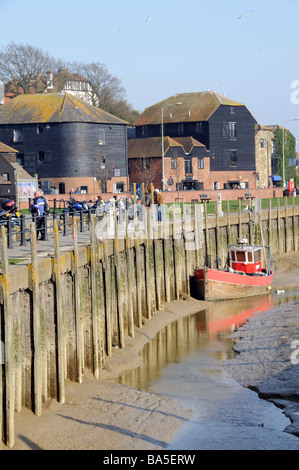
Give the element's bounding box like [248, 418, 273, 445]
[118, 294, 275, 390]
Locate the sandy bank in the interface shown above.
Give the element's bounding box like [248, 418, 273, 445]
[6, 297, 209, 451]
[5, 252, 299, 450]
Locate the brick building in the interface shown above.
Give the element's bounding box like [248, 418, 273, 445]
[131, 91, 258, 190]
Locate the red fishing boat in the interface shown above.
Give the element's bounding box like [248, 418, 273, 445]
[194, 238, 274, 301]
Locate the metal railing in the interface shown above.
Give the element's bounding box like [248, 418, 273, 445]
[3, 206, 97, 249]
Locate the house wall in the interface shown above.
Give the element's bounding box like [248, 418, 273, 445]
[208, 105, 256, 172]
[0, 122, 128, 180]
[134, 105, 257, 175]
[255, 128, 274, 188]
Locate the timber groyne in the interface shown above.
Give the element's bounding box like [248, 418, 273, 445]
[0, 199, 298, 448]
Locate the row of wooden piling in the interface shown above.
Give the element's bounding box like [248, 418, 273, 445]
[0, 199, 298, 448]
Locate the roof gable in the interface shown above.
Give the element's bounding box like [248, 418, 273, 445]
[0, 142, 18, 153]
[133, 91, 245, 126]
[0, 92, 128, 125]
[128, 137, 184, 159]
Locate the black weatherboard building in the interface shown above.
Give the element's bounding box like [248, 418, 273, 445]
[133, 91, 257, 173]
[0, 92, 129, 194]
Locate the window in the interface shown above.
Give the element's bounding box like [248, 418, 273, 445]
[213, 182, 219, 190]
[114, 168, 120, 177]
[17, 154, 24, 167]
[185, 159, 192, 175]
[254, 249, 262, 262]
[198, 157, 204, 169]
[178, 123, 184, 134]
[80, 186, 88, 193]
[13, 129, 23, 143]
[38, 151, 45, 162]
[229, 122, 236, 138]
[260, 138, 266, 148]
[142, 158, 150, 170]
[98, 129, 105, 145]
[116, 182, 124, 193]
[236, 251, 246, 262]
[195, 122, 203, 133]
[171, 156, 177, 169]
[271, 140, 276, 155]
[3, 173, 9, 180]
[142, 126, 148, 137]
[223, 149, 237, 167]
[222, 122, 236, 139]
[37, 125, 44, 134]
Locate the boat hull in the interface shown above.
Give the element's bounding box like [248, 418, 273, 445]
[194, 268, 273, 301]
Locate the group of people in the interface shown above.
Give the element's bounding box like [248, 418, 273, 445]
[30, 186, 165, 241]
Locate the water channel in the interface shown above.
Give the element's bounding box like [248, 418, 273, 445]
[119, 292, 299, 450]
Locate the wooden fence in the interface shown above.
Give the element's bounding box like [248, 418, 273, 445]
[0, 199, 298, 448]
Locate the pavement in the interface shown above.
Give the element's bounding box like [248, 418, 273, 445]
[6, 228, 92, 261]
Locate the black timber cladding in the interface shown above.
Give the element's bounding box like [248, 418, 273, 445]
[0, 93, 129, 179]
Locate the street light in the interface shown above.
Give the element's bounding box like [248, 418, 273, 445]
[282, 119, 299, 187]
[161, 102, 182, 191]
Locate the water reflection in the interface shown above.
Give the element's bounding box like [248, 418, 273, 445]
[119, 293, 282, 390]
[118, 290, 299, 449]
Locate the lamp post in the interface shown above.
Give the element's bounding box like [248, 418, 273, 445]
[282, 119, 299, 187]
[161, 102, 182, 191]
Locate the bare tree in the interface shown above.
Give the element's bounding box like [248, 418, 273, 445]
[0, 42, 139, 122]
[0, 41, 58, 96]
[134, 158, 160, 190]
[66, 61, 139, 122]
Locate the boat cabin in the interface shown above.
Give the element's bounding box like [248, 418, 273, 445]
[229, 239, 263, 274]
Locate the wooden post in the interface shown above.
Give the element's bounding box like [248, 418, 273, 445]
[145, 208, 153, 319]
[173, 204, 182, 299]
[238, 199, 242, 238]
[125, 210, 134, 337]
[90, 214, 101, 378]
[150, 183, 154, 205]
[72, 217, 83, 383]
[204, 201, 210, 267]
[285, 196, 289, 253]
[268, 198, 272, 248]
[103, 214, 112, 357]
[277, 197, 281, 254]
[0, 226, 14, 448]
[114, 213, 124, 349]
[29, 222, 42, 416]
[293, 195, 298, 251]
[53, 219, 65, 404]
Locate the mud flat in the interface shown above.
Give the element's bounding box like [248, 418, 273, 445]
[5, 297, 208, 451]
[5, 252, 299, 450]
[224, 252, 299, 438]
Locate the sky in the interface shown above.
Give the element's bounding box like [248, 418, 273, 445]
[1, 0, 299, 147]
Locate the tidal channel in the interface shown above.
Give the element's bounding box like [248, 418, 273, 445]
[119, 292, 299, 450]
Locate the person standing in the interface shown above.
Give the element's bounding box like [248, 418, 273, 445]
[30, 189, 49, 240]
[156, 189, 163, 221]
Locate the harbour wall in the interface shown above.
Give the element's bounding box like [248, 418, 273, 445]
[0, 199, 298, 448]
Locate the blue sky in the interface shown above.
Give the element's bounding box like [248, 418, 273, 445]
[2, 0, 299, 146]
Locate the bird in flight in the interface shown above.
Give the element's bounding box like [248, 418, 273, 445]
[238, 10, 253, 19]
[146, 16, 151, 22]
